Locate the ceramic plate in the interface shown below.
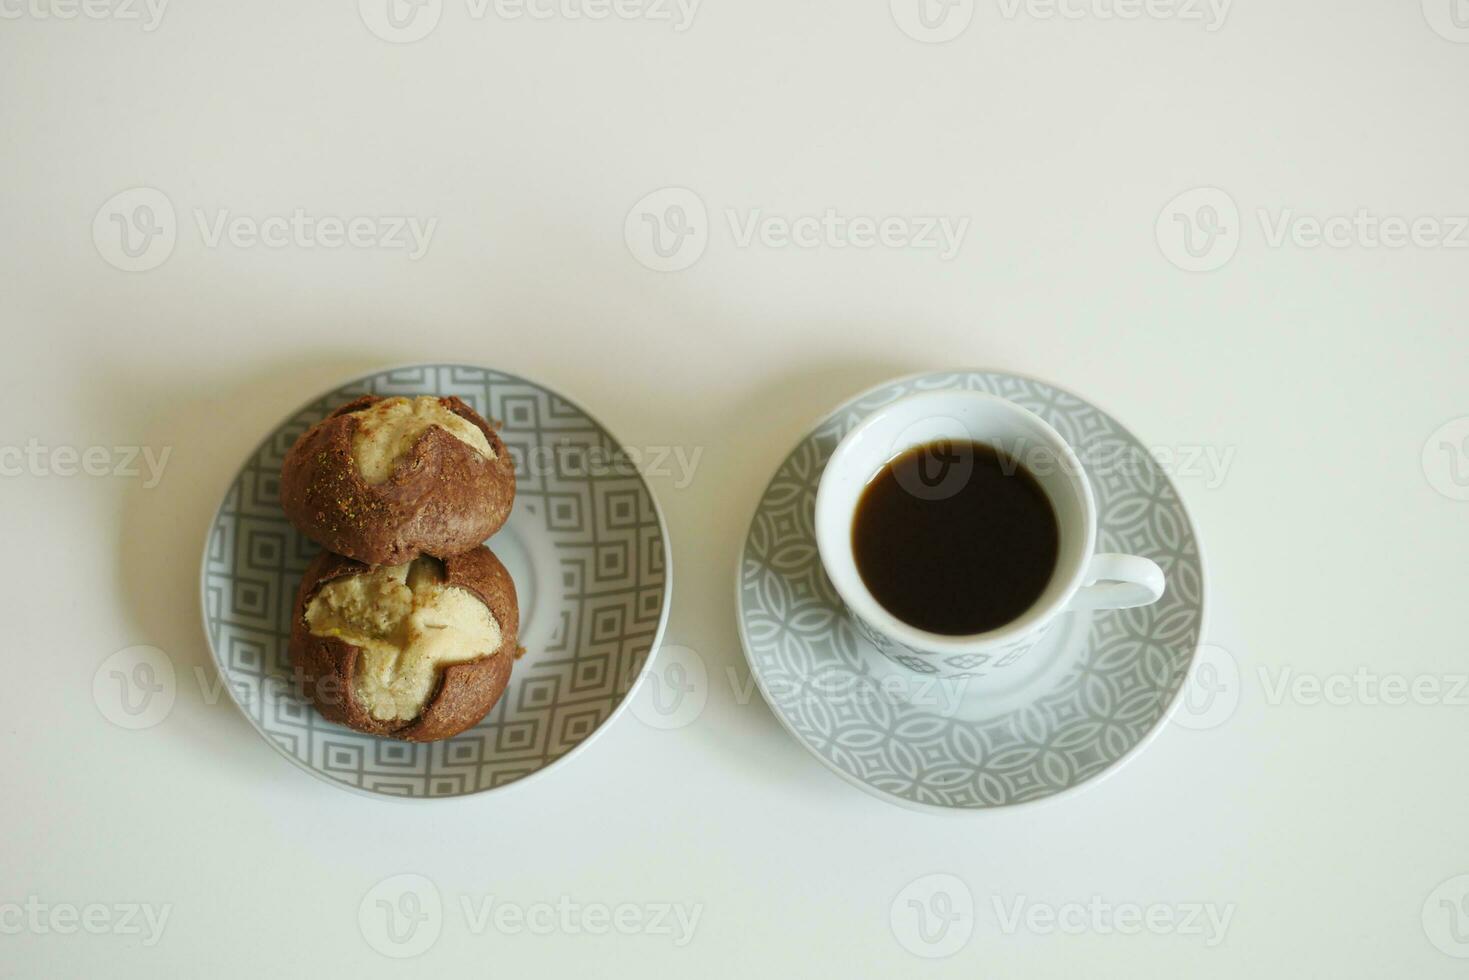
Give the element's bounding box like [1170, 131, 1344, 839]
[201, 364, 671, 799]
[736, 371, 1205, 812]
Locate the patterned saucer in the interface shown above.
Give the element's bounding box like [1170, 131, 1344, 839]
[201, 365, 671, 800]
[736, 371, 1205, 812]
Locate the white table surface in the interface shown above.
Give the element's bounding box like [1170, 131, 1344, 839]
[3, 1, 1467, 976]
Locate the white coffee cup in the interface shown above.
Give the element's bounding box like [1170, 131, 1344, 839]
[815, 390, 1165, 679]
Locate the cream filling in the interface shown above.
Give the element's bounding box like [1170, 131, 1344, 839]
[350, 396, 494, 485]
[305, 558, 502, 723]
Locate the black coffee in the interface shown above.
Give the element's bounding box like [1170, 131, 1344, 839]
[852, 440, 1059, 636]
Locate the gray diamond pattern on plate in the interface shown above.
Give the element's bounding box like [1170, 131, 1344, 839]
[203, 365, 668, 798]
[738, 372, 1204, 809]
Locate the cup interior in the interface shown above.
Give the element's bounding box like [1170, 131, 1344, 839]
[815, 391, 1096, 650]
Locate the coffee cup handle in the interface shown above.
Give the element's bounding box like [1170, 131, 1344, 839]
[1068, 554, 1166, 612]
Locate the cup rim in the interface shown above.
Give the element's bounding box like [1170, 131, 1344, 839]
[814, 390, 1097, 654]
